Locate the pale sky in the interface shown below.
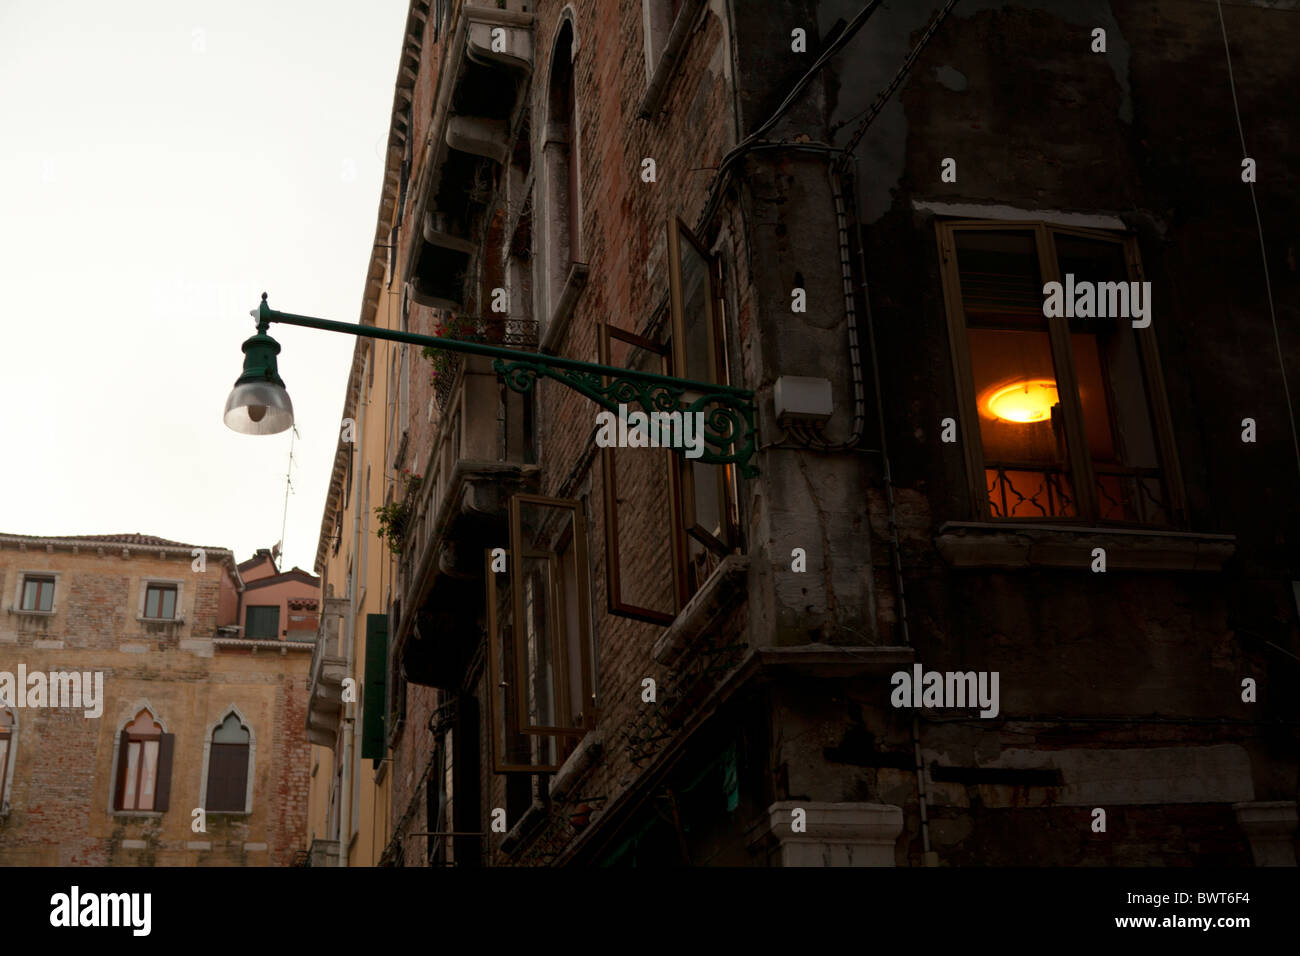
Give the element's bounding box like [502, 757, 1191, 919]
[0, 0, 409, 574]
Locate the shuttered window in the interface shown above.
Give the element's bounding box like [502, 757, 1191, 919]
[205, 713, 251, 812]
[361, 614, 389, 764]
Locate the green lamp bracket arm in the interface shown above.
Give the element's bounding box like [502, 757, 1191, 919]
[253, 294, 758, 477]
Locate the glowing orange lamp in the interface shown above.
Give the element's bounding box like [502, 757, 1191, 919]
[983, 379, 1059, 423]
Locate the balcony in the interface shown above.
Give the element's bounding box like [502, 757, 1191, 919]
[395, 354, 538, 688]
[405, 3, 533, 310]
[307, 596, 349, 747]
[302, 838, 341, 868]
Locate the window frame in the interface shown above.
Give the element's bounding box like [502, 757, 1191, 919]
[16, 573, 57, 614]
[599, 218, 743, 622]
[111, 707, 174, 814]
[138, 578, 184, 622]
[486, 493, 597, 774]
[936, 218, 1186, 527]
[0, 707, 15, 813]
[200, 708, 254, 815]
[599, 319, 689, 623]
[243, 604, 281, 640]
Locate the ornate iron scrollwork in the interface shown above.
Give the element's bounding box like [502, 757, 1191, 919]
[492, 356, 758, 478]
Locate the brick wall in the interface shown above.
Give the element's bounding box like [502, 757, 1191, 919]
[0, 543, 313, 866]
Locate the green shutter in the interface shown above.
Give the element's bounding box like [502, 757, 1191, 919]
[361, 613, 388, 762]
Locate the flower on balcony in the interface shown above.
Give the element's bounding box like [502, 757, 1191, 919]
[374, 470, 424, 557]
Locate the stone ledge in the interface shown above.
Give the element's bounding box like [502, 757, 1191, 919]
[540, 262, 590, 355]
[1233, 800, 1298, 867]
[935, 521, 1236, 572]
[748, 801, 903, 867]
[549, 732, 603, 802]
[500, 799, 549, 858]
[32, 639, 64, 650]
[652, 555, 750, 666]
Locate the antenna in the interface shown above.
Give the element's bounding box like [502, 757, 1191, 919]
[277, 425, 300, 569]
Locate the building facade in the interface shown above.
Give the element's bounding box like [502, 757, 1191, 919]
[0, 533, 316, 866]
[306, 0, 1300, 866]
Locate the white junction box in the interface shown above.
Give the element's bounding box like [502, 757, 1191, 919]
[774, 375, 833, 423]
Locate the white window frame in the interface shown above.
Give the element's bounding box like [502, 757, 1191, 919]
[12, 570, 60, 616]
[136, 577, 186, 623]
[197, 704, 256, 816]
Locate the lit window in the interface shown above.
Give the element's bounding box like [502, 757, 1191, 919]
[938, 221, 1182, 525]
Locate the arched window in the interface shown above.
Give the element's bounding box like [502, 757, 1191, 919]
[0, 708, 14, 811]
[205, 711, 252, 813]
[542, 18, 580, 324]
[113, 708, 174, 812]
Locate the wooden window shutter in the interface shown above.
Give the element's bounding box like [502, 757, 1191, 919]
[361, 613, 388, 764]
[207, 744, 249, 811]
[153, 733, 175, 812]
[113, 733, 131, 810]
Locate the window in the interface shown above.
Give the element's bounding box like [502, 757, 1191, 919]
[427, 733, 451, 866]
[541, 19, 581, 325]
[244, 605, 280, 639]
[204, 712, 251, 812]
[486, 494, 596, 772]
[19, 575, 55, 612]
[669, 220, 740, 585]
[143, 583, 177, 620]
[361, 613, 388, 767]
[938, 221, 1183, 526]
[0, 708, 13, 811]
[113, 709, 174, 812]
[601, 219, 741, 622]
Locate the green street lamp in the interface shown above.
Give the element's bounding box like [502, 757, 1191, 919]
[223, 318, 294, 435]
[225, 293, 760, 477]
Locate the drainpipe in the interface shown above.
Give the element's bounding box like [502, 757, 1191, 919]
[840, 156, 935, 866]
[338, 348, 369, 866]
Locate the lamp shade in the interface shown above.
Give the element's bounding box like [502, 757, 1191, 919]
[224, 328, 295, 435]
[224, 380, 294, 434]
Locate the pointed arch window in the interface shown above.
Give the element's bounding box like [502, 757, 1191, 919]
[205, 711, 252, 813]
[0, 708, 14, 811]
[542, 18, 583, 329]
[113, 709, 174, 812]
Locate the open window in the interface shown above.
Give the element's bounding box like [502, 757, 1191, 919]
[113, 708, 174, 812]
[600, 219, 741, 622]
[937, 220, 1183, 526]
[486, 494, 596, 773]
